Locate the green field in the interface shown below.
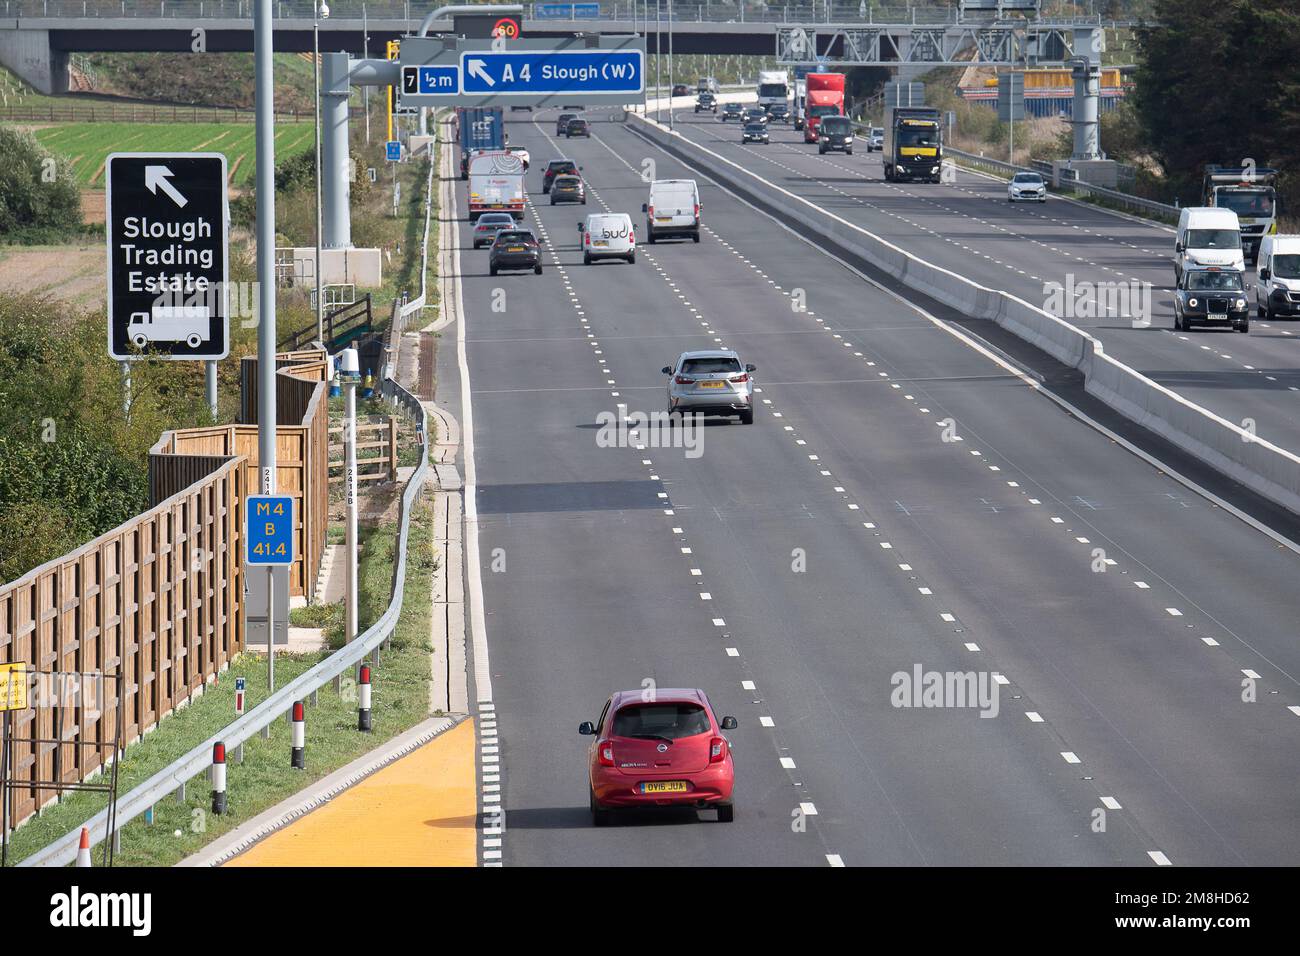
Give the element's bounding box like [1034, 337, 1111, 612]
[34, 122, 316, 188]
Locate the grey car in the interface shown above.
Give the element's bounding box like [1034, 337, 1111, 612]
[662, 350, 756, 424]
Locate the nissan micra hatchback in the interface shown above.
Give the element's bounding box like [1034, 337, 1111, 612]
[580, 688, 738, 825]
[662, 350, 756, 424]
[579, 212, 636, 264]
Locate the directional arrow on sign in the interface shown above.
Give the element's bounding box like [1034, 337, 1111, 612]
[466, 58, 495, 88]
[145, 165, 188, 208]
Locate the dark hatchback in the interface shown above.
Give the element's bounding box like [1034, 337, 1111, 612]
[556, 112, 579, 135]
[543, 159, 581, 193]
[1174, 267, 1250, 333]
[720, 102, 743, 122]
[549, 174, 586, 205]
[817, 115, 855, 155]
[765, 102, 791, 123]
[489, 230, 544, 276]
[566, 117, 591, 138]
[741, 121, 769, 144]
[695, 92, 717, 113]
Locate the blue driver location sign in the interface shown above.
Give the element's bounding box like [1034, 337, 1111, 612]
[106, 152, 229, 361]
[459, 49, 643, 96]
[246, 495, 295, 566]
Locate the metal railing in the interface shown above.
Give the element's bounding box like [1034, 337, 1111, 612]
[16, 138, 442, 873]
[943, 144, 1179, 221]
[1, 0, 1120, 23]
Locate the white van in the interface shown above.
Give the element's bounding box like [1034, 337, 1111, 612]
[1175, 207, 1244, 282]
[579, 213, 636, 265]
[1255, 234, 1300, 318]
[642, 179, 701, 243]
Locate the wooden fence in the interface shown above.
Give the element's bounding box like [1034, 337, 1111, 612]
[328, 418, 399, 486]
[0, 350, 329, 830]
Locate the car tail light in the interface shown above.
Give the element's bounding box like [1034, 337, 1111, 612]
[584, 233, 591, 245]
[729, 373, 749, 383]
[709, 737, 728, 763]
[647, 204, 654, 219]
[674, 375, 694, 385]
[694, 203, 700, 219]
[598, 742, 615, 767]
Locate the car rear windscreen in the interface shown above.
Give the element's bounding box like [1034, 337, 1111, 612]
[613, 703, 711, 740]
[682, 357, 742, 374]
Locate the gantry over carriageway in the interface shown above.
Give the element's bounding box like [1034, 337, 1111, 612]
[0, 0, 1145, 93]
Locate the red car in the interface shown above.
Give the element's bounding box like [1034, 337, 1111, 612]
[580, 688, 737, 825]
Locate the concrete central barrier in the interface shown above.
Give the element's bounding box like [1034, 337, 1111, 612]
[624, 111, 1300, 517]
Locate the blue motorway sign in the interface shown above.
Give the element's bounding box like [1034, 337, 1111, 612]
[459, 49, 643, 96]
[534, 2, 600, 18]
[419, 65, 460, 94]
[246, 495, 294, 566]
[386, 140, 401, 162]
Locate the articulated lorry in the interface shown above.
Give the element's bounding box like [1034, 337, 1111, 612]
[468, 151, 526, 221]
[802, 73, 846, 144]
[1203, 165, 1279, 264]
[882, 106, 943, 183]
[454, 106, 505, 180]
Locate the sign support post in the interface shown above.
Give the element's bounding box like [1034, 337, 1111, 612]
[254, 0, 278, 499]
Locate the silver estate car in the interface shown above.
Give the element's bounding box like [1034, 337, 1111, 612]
[662, 350, 756, 424]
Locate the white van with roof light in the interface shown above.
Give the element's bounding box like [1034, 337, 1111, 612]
[1175, 207, 1244, 282]
[1255, 234, 1300, 319]
[642, 179, 701, 243]
[579, 212, 636, 265]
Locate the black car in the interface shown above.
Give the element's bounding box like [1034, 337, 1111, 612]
[741, 121, 769, 144]
[720, 102, 743, 122]
[765, 103, 791, 123]
[695, 93, 717, 114]
[1174, 267, 1250, 332]
[742, 108, 768, 126]
[556, 112, 579, 135]
[489, 230, 543, 276]
[567, 118, 591, 138]
[672, 83, 689, 97]
[549, 174, 586, 205]
[817, 115, 855, 155]
[543, 159, 581, 193]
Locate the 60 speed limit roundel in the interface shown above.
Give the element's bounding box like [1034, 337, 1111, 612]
[493, 17, 520, 39]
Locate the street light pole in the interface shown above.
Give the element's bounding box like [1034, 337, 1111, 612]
[655, 0, 661, 123]
[339, 347, 361, 646]
[254, 0, 278, 500]
[313, 2, 328, 346]
[667, 0, 674, 131]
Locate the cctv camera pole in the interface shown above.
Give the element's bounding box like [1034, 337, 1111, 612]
[314, 1, 325, 344]
[362, 5, 370, 145]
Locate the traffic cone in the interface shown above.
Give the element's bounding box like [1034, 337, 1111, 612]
[76, 827, 92, 867]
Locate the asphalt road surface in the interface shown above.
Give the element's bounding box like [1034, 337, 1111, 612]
[448, 108, 1300, 867]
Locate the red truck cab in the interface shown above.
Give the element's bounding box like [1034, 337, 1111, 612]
[803, 73, 846, 144]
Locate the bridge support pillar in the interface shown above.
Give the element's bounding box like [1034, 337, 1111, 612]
[0, 28, 69, 96]
[322, 52, 353, 250]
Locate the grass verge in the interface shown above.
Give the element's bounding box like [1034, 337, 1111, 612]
[2, 495, 437, 867]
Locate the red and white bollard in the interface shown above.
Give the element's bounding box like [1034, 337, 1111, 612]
[212, 742, 227, 815]
[358, 664, 372, 732]
[291, 701, 305, 769]
[76, 827, 92, 867]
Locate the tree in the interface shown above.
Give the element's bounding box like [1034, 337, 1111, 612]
[1134, 0, 1300, 202]
[0, 126, 81, 241]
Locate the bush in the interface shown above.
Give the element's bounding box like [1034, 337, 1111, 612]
[0, 126, 81, 240]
